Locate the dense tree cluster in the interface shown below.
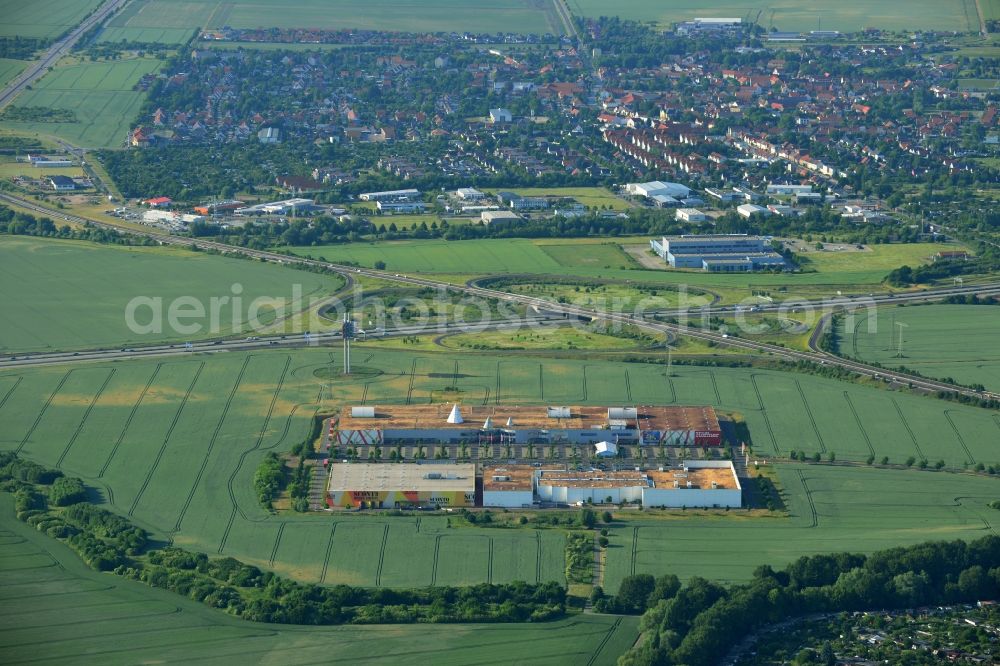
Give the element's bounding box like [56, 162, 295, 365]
[0, 206, 157, 246]
[621, 536, 1000, 666]
[253, 452, 285, 509]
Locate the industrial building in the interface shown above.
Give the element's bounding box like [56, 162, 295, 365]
[625, 181, 691, 201]
[481, 210, 522, 226]
[736, 203, 771, 219]
[235, 198, 321, 216]
[650, 234, 786, 272]
[358, 188, 421, 202]
[766, 184, 814, 196]
[330, 404, 721, 448]
[326, 462, 475, 509]
[377, 200, 427, 214]
[675, 208, 707, 223]
[483, 460, 741, 508]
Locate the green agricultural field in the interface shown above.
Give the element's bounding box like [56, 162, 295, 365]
[0, 236, 344, 352]
[443, 325, 644, 351]
[570, 0, 975, 33]
[0, 57, 162, 149]
[98, 0, 567, 39]
[499, 279, 714, 310]
[98, 0, 212, 44]
[602, 463, 1000, 591]
[2, 347, 1000, 593]
[983, 0, 1000, 20]
[0, 496, 637, 665]
[0, 0, 103, 40]
[286, 238, 953, 304]
[841, 304, 1000, 392]
[0, 59, 26, 90]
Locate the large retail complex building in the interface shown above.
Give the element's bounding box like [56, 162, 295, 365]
[325, 463, 476, 509]
[324, 460, 742, 509]
[650, 234, 786, 272]
[329, 404, 722, 449]
[485, 460, 741, 508]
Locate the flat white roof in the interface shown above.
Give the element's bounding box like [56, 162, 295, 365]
[327, 463, 475, 493]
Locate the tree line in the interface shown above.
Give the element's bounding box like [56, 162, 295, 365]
[1, 451, 566, 626]
[618, 535, 1000, 666]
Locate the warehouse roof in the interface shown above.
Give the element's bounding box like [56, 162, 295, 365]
[336, 404, 720, 433]
[536, 469, 650, 489]
[327, 462, 475, 492]
[647, 463, 739, 490]
[482, 465, 537, 491]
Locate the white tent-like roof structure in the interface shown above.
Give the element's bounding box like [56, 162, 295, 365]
[595, 441, 618, 457]
[506, 417, 514, 427]
[446, 404, 463, 424]
[482, 417, 493, 429]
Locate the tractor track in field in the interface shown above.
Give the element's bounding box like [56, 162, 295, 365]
[128, 363, 205, 518]
[495, 360, 502, 404]
[374, 524, 389, 586]
[319, 522, 338, 584]
[219, 356, 291, 552]
[56, 368, 115, 468]
[431, 535, 441, 586]
[842, 392, 876, 458]
[535, 532, 542, 583]
[892, 398, 926, 461]
[943, 410, 976, 465]
[359, 383, 368, 405]
[582, 365, 589, 401]
[750, 375, 779, 454]
[268, 522, 285, 566]
[405, 358, 417, 405]
[99, 363, 163, 478]
[172, 356, 251, 533]
[624, 369, 633, 402]
[538, 363, 544, 400]
[664, 373, 676, 403]
[954, 497, 998, 533]
[0, 376, 22, 413]
[794, 380, 827, 454]
[709, 371, 722, 404]
[488, 538, 494, 584]
[796, 470, 819, 528]
[630, 526, 639, 575]
[587, 617, 624, 666]
[263, 403, 312, 452]
[15, 369, 73, 454]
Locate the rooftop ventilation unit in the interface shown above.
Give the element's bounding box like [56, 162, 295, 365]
[492, 475, 511, 482]
[425, 472, 442, 480]
[351, 406, 375, 418]
[547, 407, 572, 418]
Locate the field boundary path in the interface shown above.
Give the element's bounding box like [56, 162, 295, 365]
[0, 0, 130, 110]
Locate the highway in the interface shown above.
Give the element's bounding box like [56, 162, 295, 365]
[3, 190, 999, 402]
[0, 0, 128, 110]
[0, 316, 565, 369]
